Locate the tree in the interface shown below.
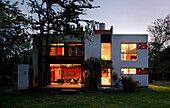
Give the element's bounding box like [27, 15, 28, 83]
[152, 46, 170, 81]
[148, 15, 170, 82]
[26, 0, 99, 86]
[83, 57, 113, 90]
[0, 1, 31, 84]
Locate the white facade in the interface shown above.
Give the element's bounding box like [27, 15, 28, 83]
[85, 34, 148, 87]
[32, 28, 149, 87]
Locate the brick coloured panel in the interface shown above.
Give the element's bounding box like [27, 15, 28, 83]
[137, 43, 147, 49]
[136, 68, 148, 74]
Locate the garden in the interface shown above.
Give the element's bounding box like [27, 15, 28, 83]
[0, 81, 170, 108]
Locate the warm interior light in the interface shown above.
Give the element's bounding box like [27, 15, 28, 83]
[121, 43, 137, 61]
[121, 68, 128, 74]
[121, 68, 136, 74]
[101, 69, 111, 85]
[101, 43, 111, 60]
[129, 68, 136, 74]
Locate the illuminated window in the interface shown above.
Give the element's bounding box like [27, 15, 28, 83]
[121, 43, 137, 61]
[68, 47, 82, 56]
[67, 43, 83, 56]
[121, 68, 136, 74]
[49, 43, 83, 56]
[50, 43, 64, 56]
[101, 43, 111, 60]
[101, 69, 111, 85]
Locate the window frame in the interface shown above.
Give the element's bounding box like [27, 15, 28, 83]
[121, 68, 137, 75]
[101, 43, 112, 61]
[49, 42, 84, 57]
[121, 43, 137, 61]
[101, 68, 112, 86]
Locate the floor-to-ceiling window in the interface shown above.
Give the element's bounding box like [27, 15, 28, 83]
[101, 69, 111, 85]
[50, 64, 82, 84]
[101, 43, 111, 60]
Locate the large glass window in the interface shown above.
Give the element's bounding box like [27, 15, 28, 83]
[101, 43, 111, 60]
[49, 43, 83, 56]
[121, 43, 137, 61]
[50, 43, 64, 56]
[121, 68, 136, 74]
[50, 64, 82, 83]
[101, 69, 111, 85]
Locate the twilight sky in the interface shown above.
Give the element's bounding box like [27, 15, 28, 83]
[81, 0, 170, 34]
[17, 0, 170, 34]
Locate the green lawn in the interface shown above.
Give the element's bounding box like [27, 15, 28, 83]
[1, 81, 170, 108]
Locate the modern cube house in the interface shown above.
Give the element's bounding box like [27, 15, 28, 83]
[33, 23, 148, 87]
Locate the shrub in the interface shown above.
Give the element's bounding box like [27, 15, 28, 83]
[119, 76, 138, 92]
[113, 72, 118, 82]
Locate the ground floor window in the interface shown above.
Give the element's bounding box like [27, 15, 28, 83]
[121, 68, 136, 74]
[50, 64, 82, 84]
[121, 68, 148, 75]
[101, 68, 112, 85]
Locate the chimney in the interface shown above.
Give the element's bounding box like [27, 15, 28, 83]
[99, 23, 105, 30]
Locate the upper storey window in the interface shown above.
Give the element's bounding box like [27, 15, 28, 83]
[121, 43, 137, 61]
[101, 43, 111, 60]
[49, 43, 83, 57]
[50, 43, 64, 56]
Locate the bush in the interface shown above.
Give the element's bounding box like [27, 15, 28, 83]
[113, 72, 118, 82]
[119, 76, 138, 92]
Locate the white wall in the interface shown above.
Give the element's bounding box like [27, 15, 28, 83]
[84, 34, 101, 59]
[112, 34, 148, 86]
[32, 34, 149, 86]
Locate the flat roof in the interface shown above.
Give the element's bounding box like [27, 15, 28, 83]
[113, 34, 148, 36]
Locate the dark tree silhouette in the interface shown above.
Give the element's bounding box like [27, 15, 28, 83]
[27, 0, 99, 86]
[148, 15, 170, 82]
[0, 0, 31, 84]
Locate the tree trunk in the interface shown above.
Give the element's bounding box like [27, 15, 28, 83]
[38, 35, 42, 87]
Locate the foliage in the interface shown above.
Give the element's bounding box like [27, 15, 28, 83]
[0, 1, 31, 79]
[26, 0, 99, 40]
[113, 72, 119, 87]
[148, 15, 170, 82]
[113, 72, 118, 82]
[83, 57, 113, 90]
[119, 76, 138, 92]
[26, 0, 99, 85]
[152, 46, 170, 81]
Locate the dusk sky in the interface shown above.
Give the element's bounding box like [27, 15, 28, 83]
[17, 0, 170, 34]
[82, 0, 170, 34]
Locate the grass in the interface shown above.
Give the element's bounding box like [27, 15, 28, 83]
[0, 81, 170, 108]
